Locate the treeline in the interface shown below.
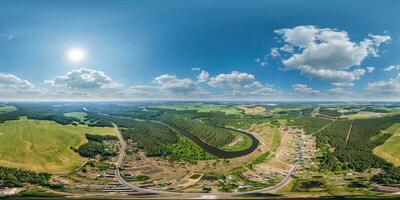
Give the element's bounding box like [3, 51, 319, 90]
[121, 120, 178, 157]
[85, 133, 117, 142]
[372, 165, 400, 185]
[0, 103, 114, 127]
[77, 133, 118, 158]
[84, 112, 114, 127]
[0, 110, 19, 123]
[0, 166, 51, 187]
[158, 113, 236, 148]
[292, 116, 332, 134]
[319, 108, 341, 117]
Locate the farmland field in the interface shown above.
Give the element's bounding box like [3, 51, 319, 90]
[0, 117, 117, 173]
[0, 105, 17, 114]
[152, 103, 243, 115]
[64, 112, 87, 122]
[374, 123, 400, 166]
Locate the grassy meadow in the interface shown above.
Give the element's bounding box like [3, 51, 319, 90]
[0, 117, 117, 173]
[64, 111, 87, 122]
[373, 123, 400, 166]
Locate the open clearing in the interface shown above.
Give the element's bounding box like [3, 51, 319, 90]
[152, 103, 243, 115]
[236, 105, 266, 116]
[0, 106, 17, 114]
[373, 123, 400, 166]
[64, 112, 87, 122]
[0, 117, 117, 173]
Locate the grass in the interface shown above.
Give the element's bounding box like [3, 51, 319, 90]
[0, 105, 17, 114]
[236, 105, 266, 116]
[245, 151, 271, 169]
[0, 117, 117, 173]
[63, 112, 87, 122]
[373, 123, 400, 166]
[270, 127, 281, 152]
[152, 103, 243, 115]
[221, 133, 253, 151]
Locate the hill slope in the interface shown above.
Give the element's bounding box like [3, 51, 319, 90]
[374, 123, 400, 166]
[0, 117, 117, 173]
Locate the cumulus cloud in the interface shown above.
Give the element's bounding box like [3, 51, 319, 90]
[292, 84, 321, 95]
[45, 68, 121, 89]
[383, 65, 400, 71]
[297, 66, 366, 85]
[208, 71, 257, 89]
[367, 74, 400, 96]
[154, 74, 196, 94]
[0, 72, 34, 89]
[270, 48, 280, 57]
[207, 71, 280, 98]
[196, 70, 210, 83]
[226, 84, 280, 98]
[273, 25, 390, 85]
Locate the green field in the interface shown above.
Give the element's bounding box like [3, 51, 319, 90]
[373, 123, 400, 166]
[0, 106, 17, 114]
[64, 112, 87, 122]
[152, 103, 243, 115]
[221, 133, 253, 151]
[270, 127, 281, 152]
[0, 117, 117, 173]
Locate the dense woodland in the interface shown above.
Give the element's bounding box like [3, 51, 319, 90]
[319, 108, 341, 117]
[77, 134, 118, 158]
[157, 112, 237, 148]
[0, 167, 51, 188]
[308, 114, 400, 183]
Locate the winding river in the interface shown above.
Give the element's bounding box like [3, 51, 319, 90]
[154, 121, 260, 158]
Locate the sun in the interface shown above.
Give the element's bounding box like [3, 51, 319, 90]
[67, 48, 86, 63]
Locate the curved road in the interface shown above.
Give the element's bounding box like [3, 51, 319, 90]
[113, 123, 298, 196]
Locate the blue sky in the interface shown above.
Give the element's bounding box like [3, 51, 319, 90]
[1, 0, 400, 100]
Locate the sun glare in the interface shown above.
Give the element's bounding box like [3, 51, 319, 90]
[67, 48, 86, 63]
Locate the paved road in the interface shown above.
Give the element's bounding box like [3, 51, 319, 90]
[113, 122, 297, 196]
[236, 163, 298, 195]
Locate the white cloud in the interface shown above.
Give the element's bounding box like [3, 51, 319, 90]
[328, 87, 355, 96]
[280, 44, 294, 53]
[191, 67, 201, 71]
[383, 65, 400, 71]
[206, 71, 281, 98]
[331, 82, 354, 87]
[292, 84, 321, 95]
[367, 74, 400, 96]
[208, 71, 257, 89]
[45, 68, 121, 89]
[197, 70, 210, 83]
[0, 72, 34, 89]
[275, 25, 318, 48]
[270, 48, 280, 57]
[274, 25, 390, 85]
[297, 66, 366, 85]
[366, 66, 375, 73]
[154, 74, 196, 94]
